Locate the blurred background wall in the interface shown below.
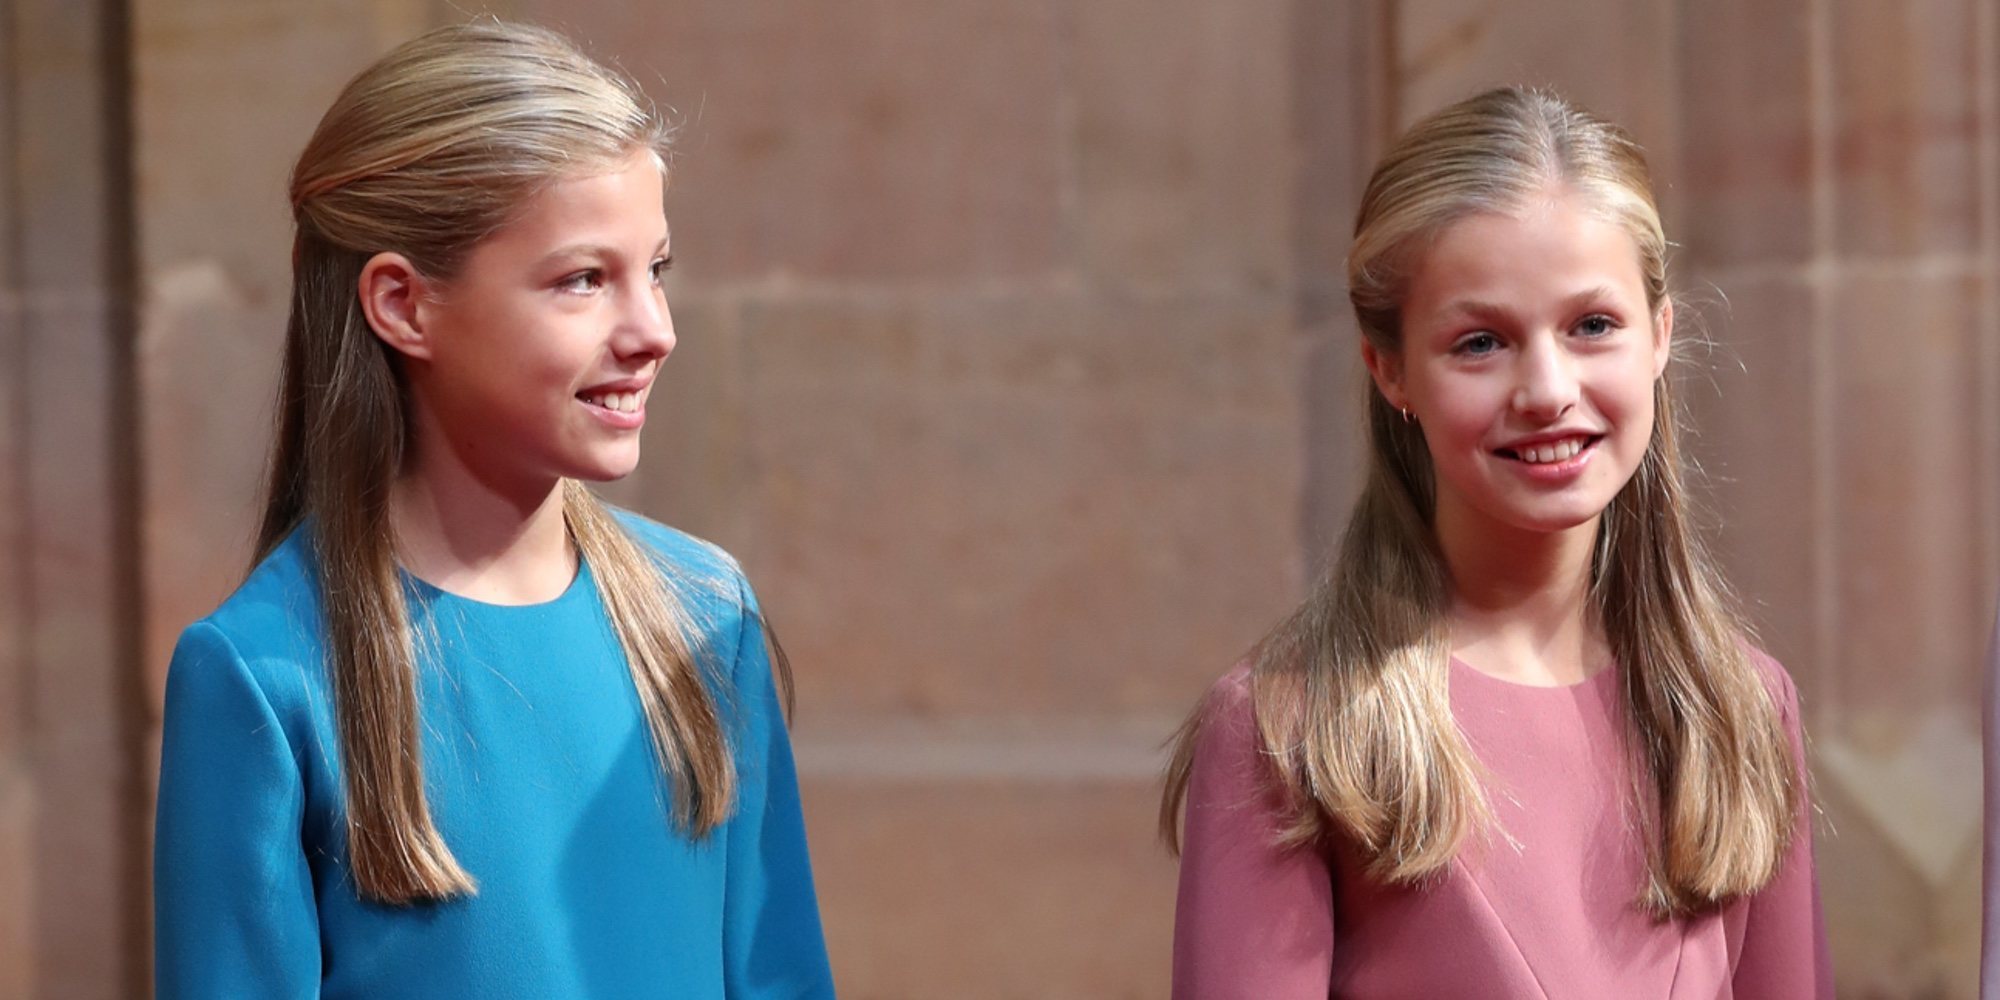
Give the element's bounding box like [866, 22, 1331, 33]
[3, 0, 1997, 996]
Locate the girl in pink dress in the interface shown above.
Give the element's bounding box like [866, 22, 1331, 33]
[1161, 87, 1830, 999]
[1982, 603, 2000, 998]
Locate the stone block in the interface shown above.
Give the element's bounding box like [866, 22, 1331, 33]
[718, 291, 1302, 717]
[1300, 323, 1371, 570]
[0, 770, 34, 1000]
[138, 265, 281, 706]
[1829, 272, 1990, 714]
[1289, 1, 1393, 293]
[0, 74, 14, 287]
[1675, 275, 1821, 691]
[1832, 0, 1984, 257]
[1071, 0, 1293, 291]
[1676, 0, 1815, 268]
[1817, 751, 1978, 998]
[801, 772, 1175, 999]
[627, 291, 756, 549]
[10, 0, 119, 290]
[1936, 830, 1985, 999]
[1393, 0, 1678, 180]
[133, 0, 428, 294]
[24, 297, 122, 620]
[527, 0, 1068, 284]
[22, 294, 134, 999]
[0, 297, 22, 760]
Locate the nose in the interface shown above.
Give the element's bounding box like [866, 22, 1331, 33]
[1511, 336, 1578, 420]
[616, 279, 675, 363]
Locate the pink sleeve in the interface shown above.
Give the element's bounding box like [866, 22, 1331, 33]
[1980, 604, 2000, 998]
[1732, 654, 1834, 999]
[1172, 667, 1334, 1000]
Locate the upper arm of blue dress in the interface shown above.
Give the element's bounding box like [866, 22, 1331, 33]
[155, 620, 323, 998]
[719, 566, 837, 997]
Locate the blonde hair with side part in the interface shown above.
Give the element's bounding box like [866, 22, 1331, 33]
[1161, 87, 1801, 918]
[261, 20, 783, 905]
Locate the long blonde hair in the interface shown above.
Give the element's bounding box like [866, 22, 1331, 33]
[1162, 87, 1800, 917]
[261, 21, 773, 905]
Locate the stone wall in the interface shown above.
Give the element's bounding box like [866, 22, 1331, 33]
[0, 0, 1994, 996]
[2, 0, 147, 995]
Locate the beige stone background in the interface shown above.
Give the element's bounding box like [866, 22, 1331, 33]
[3, 0, 1998, 996]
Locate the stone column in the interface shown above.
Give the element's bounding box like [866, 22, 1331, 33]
[0, 7, 30, 993]
[1, 0, 147, 996]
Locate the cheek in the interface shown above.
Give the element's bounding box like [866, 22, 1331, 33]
[1418, 376, 1506, 448]
[443, 331, 578, 419]
[1603, 362, 1660, 432]
[483, 314, 587, 385]
[1625, 389, 1660, 456]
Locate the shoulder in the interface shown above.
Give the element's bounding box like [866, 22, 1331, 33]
[1181, 662, 1299, 828]
[1741, 643, 1802, 717]
[607, 507, 759, 642]
[199, 528, 323, 639]
[1205, 662, 1255, 715]
[612, 509, 740, 577]
[1736, 642, 1805, 743]
[164, 530, 329, 734]
[1193, 662, 1261, 757]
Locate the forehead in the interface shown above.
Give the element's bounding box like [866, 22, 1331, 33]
[492, 149, 669, 250]
[1405, 194, 1647, 314]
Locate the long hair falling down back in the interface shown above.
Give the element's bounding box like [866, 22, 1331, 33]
[262, 21, 750, 905]
[1161, 87, 1801, 917]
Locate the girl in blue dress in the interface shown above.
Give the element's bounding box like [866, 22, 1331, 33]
[153, 21, 836, 998]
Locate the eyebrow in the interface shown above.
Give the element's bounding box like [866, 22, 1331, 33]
[1438, 285, 1621, 323]
[538, 236, 671, 267]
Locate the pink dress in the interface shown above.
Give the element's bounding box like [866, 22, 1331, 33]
[1981, 604, 2000, 998]
[1172, 653, 1830, 999]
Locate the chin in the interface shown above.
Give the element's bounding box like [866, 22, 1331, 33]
[1510, 513, 1603, 536]
[563, 453, 643, 484]
[1495, 498, 1612, 536]
[572, 466, 640, 484]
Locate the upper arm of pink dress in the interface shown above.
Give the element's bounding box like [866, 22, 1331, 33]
[1980, 603, 2000, 999]
[1732, 653, 1834, 999]
[1172, 667, 1335, 1000]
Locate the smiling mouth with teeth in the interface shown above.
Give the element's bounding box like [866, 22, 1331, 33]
[579, 390, 645, 414]
[1496, 436, 1600, 465]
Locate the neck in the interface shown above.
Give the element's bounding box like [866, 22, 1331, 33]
[390, 412, 575, 605]
[1434, 495, 1604, 685]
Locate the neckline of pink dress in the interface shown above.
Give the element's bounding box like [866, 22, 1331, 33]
[1448, 654, 1618, 692]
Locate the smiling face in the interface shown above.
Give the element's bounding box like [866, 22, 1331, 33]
[397, 149, 675, 492]
[1365, 187, 1672, 540]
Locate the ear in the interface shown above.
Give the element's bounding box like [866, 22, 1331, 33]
[1361, 340, 1409, 413]
[1651, 297, 1675, 380]
[358, 252, 434, 361]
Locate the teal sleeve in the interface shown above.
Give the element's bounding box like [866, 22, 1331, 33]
[721, 574, 837, 998]
[154, 622, 322, 999]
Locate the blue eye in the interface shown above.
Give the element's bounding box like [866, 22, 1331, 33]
[1576, 314, 1619, 337]
[1455, 332, 1501, 356]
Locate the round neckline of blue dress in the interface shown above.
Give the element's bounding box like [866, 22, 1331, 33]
[399, 556, 595, 613]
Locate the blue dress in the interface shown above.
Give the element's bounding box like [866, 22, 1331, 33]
[154, 513, 836, 998]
